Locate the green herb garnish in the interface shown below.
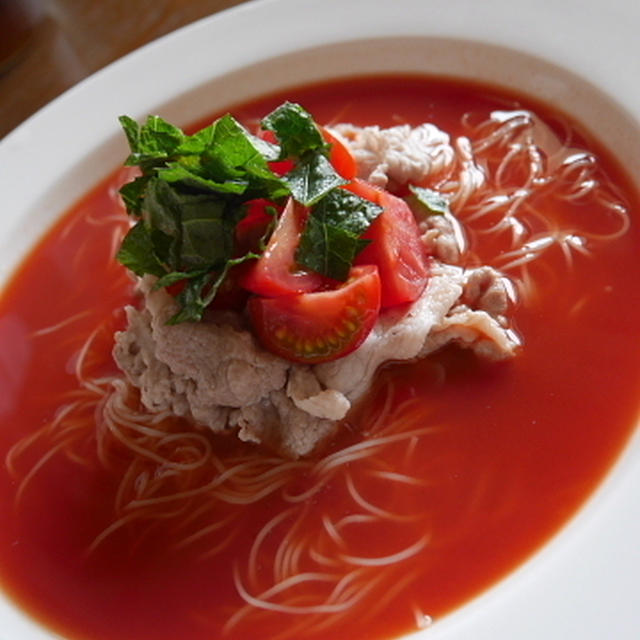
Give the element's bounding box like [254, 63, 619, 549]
[297, 189, 382, 281]
[116, 102, 380, 322]
[408, 184, 451, 217]
[261, 101, 329, 159]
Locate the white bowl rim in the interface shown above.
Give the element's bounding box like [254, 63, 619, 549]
[1, 1, 639, 639]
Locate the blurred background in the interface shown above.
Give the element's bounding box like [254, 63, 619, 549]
[0, 0, 248, 138]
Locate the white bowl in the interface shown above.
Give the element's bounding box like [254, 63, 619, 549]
[1, 0, 639, 638]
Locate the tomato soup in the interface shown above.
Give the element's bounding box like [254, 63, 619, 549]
[1, 77, 639, 640]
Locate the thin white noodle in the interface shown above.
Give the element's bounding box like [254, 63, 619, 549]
[73, 329, 105, 393]
[369, 470, 428, 486]
[121, 459, 261, 508]
[345, 473, 420, 522]
[313, 426, 435, 476]
[282, 538, 305, 584]
[333, 513, 379, 530]
[321, 514, 345, 547]
[248, 508, 297, 589]
[87, 510, 145, 554]
[274, 516, 305, 584]
[14, 439, 73, 505]
[233, 566, 356, 615]
[173, 513, 237, 550]
[5, 400, 81, 477]
[355, 568, 421, 626]
[280, 426, 435, 504]
[361, 380, 396, 435]
[308, 547, 340, 568]
[114, 462, 144, 511]
[31, 310, 93, 337]
[197, 528, 240, 561]
[212, 478, 293, 505]
[103, 408, 206, 472]
[338, 535, 428, 567]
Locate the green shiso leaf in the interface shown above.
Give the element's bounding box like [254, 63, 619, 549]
[296, 188, 382, 281]
[408, 184, 451, 216]
[116, 102, 381, 322]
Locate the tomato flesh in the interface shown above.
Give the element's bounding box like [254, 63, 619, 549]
[322, 127, 357, 180]
[248, 265, 381, 364]
[235, 199, 275, 255]
[238, 198, 326, 297]
[347, 180, 429, 307]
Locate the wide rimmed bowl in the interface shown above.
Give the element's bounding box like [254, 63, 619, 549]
[1, 0, 639, 638]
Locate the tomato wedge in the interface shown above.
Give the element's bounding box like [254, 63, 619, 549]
[248, 265, 381, 364]
[238, 198, 326, 297]
[322, 127, 357, 180]
[347, 180, 429, 308]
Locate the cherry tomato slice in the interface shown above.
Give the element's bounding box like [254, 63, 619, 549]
[248, 265, 381, 364]
[347, 180, 429, 308]
[238, 198, 326, 297]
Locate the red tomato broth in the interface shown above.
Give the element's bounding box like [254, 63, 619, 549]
[0, 76, 639, 640]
